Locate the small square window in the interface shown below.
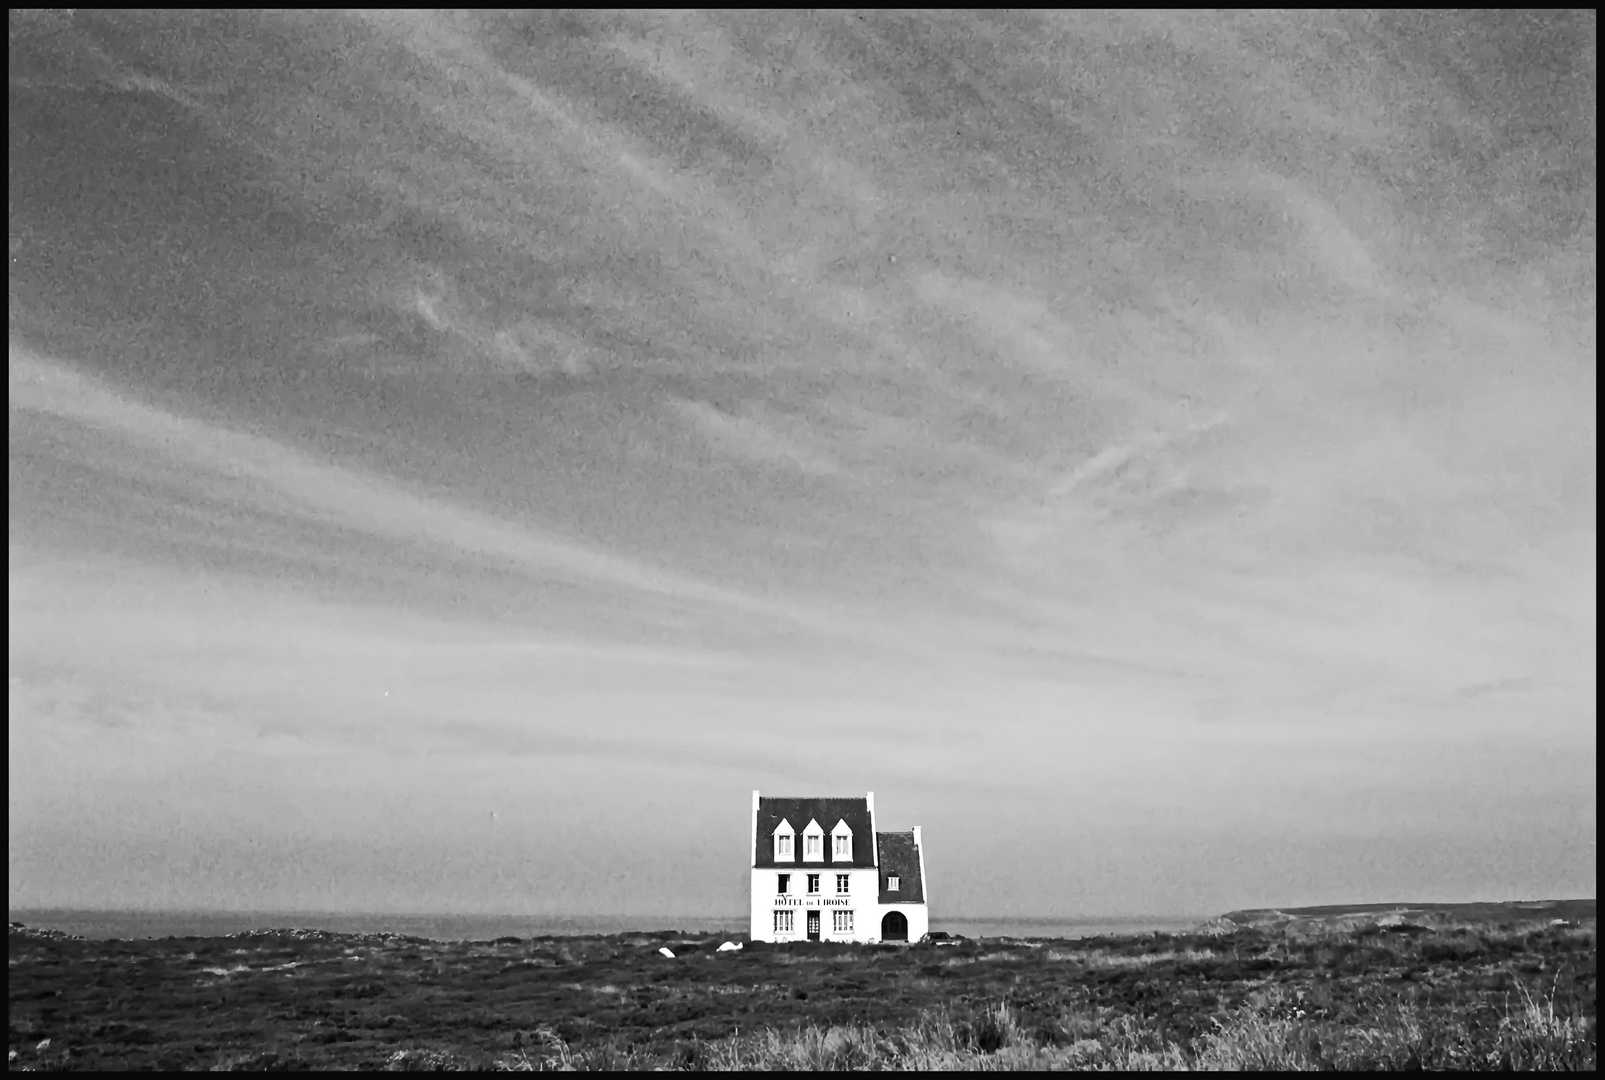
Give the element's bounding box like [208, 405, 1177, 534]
[777, 873, 790, 895]
[774, 909, 793, 934]
[807, 874, 820, 895]
[836, 874, 850, 895]
[833, 910, 854, 933]
[888, 876, 900, 892]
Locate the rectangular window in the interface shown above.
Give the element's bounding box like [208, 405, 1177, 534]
[805, 834, 820, 857]
[888, 875, 900, 892]
[807, 874, 820, 895]
[833, 910, 853, 934]
[834, 834, 850, 859]
[836, 874, 850, 895]
[777, 834, 792, 857]
[774, 909, 793, 934]
[777, 873, 790, 895]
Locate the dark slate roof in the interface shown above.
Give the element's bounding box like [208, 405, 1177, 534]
[753, 796, 875, 868]
[876, 831, 925, 903]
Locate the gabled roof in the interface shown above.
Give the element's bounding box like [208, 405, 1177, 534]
[753, 796, 874, 867]
[876, 831, 925, 903]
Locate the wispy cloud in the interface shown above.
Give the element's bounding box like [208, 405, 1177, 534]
[9, 347, 821, 628]
[668, 396, 842, 478]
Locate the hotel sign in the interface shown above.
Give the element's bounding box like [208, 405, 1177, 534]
[774, 896, 851, 907]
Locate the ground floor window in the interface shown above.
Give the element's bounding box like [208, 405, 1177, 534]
[832, 909, 853, 934]
[774, 909, 793, 934]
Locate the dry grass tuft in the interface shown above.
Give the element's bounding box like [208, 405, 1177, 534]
[475, 983, 1596, 1071]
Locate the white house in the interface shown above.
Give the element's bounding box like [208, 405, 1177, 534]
[749, 791, 929, 943]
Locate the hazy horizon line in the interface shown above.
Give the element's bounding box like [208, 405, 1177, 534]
[17, 899, 1591, 922]
[8, 905, 1207, 922]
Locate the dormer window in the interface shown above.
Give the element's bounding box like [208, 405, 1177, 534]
[830, 819, 853, 862]
[773, 819, 794, 863]
[802, 820, 825, 862]
[888, 876, 900, 892]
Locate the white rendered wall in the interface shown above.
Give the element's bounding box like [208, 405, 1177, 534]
[899, 902, 930, 942]
[751, 867, 895, 943]
[864, 902, 927, 942]
[749, 868, 777, 942]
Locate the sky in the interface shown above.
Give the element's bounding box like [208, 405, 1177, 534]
[8, 9, 1596, 919]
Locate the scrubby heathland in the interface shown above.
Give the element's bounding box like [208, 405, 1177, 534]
[8, 909, 1595, 1071]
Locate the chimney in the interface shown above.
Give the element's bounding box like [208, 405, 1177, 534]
[867, 791, 877, 866]
[913, 825, 928, 906]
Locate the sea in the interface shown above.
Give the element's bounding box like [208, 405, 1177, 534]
[9, 909, 1204, 942]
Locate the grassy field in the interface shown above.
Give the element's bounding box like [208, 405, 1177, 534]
[8, 905, 1594, 1070]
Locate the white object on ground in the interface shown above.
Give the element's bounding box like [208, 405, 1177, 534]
[658, 947, 675, 959]
[716, 941, 743, 952]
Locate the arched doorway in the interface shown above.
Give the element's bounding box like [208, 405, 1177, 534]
[881, 910, 909, 942]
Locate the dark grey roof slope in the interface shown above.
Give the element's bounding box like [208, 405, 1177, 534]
[876, 831, 924, 903]
[753, 796, 874, 868]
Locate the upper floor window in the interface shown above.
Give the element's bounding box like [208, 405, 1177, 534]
[888, 876, 900, 892]
[802, 818, 826, 860]
[777, 873, 790, 895]
[807, 874, 820, 895]
[773, 820, 794, 862]
[830, 818, 853, 862]
[836, 873, 850, 895]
